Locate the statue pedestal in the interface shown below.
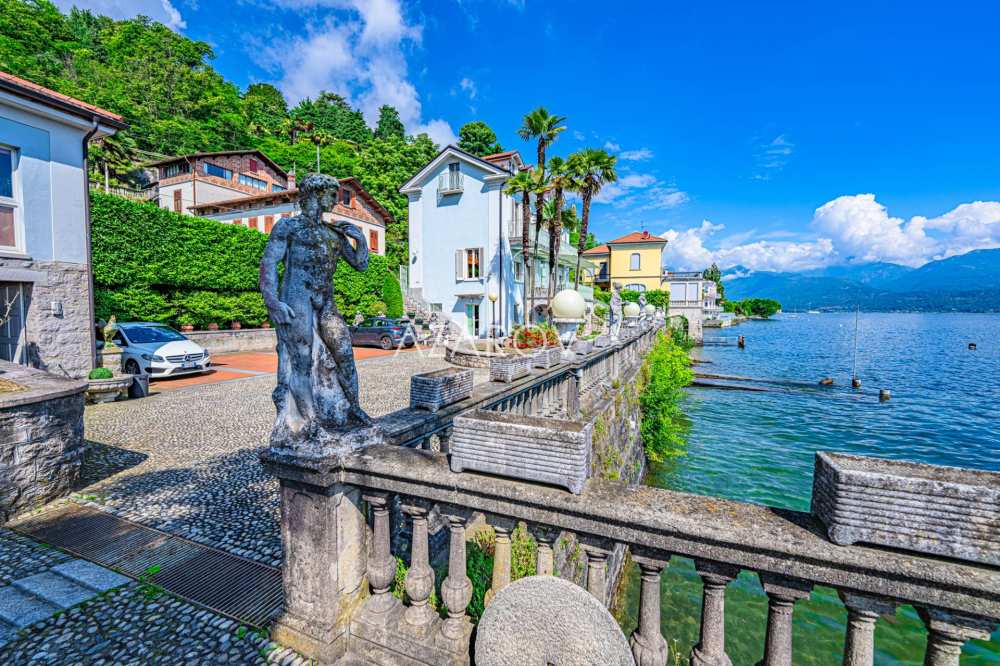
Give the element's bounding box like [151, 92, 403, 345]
[262, 449, 371, 665]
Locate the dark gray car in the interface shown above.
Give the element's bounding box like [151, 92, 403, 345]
[349, 318, 416, 350]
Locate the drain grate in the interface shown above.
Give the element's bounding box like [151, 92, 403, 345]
[11, 503, 283, 628]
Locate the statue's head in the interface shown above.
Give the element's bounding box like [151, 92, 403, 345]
[299, 173, 340, 219]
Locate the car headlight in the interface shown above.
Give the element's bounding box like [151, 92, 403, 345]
[141, 354, 165, 362]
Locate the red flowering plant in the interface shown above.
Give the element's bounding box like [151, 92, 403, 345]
[510, 324, 560, 350]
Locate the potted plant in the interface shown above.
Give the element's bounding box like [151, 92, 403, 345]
[207, 322, 220, 331]
[85, 366, 133, 404]
[261, 320, 271, 329]
[230, 320, 242, 330]
[177, 314, 195, 333]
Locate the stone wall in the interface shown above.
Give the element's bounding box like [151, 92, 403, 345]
[1, 258, 94, 379]
[185, 327, 276, 355]
[552, 357, 647, 607]
[0, 361, 86, 522]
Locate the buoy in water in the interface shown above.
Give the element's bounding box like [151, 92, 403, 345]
[738, 335, 746, 349]
[819, 377, 834, 386]
[851, 377, 862, 389]
[969, 343, 977, 350]
[879, 389, 891, 401]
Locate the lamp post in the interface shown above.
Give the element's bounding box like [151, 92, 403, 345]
[488, 291, 498, 339]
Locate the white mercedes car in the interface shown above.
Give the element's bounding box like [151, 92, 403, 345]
[110, 322, 211, 378]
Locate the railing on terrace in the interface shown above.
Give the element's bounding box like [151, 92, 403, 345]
[90, 180, 158, 203]
[261, 322, 999, 665]
[437, 172, 464, 195]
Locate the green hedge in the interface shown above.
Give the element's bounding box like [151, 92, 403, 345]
[91, 193, 397, 327]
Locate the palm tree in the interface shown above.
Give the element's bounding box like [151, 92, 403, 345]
[545, 156, 577, 299]
[517, 107, 567, 171]
[569, 149, 618, 287]
[503, 170, 534, 321]
[309, 129, 334, 172]
[528, 167, 551, 320]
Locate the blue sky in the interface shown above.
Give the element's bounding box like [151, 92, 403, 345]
[58, 0, 1000, 272]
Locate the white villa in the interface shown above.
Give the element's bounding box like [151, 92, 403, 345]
[663, 271, 721, 343]
[401, 145, 592, 338]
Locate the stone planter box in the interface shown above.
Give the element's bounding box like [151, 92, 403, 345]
[410, 367, 473, 412]
[531, 347, 562, 369]
[593, 335, 612, 349]
[85, 376, 133, 404]
[490, 354, 532, 383]
[450, 410, 592, 494]
[572, 339, 594, 355]
[811, 451, 1000, 566]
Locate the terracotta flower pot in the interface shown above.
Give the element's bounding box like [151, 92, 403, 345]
[261, 321, 271, 329]
[230, 321, 242, 330]
[180, 324, 194, 333]
[207, 323, 220, 331]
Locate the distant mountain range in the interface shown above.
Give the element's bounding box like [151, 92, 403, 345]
[723, 248, 1000, 312]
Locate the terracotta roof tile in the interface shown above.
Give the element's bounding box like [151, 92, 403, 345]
[582, 244, 610, 255]
[608, 231, 667, 244]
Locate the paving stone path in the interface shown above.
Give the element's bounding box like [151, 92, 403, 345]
[0, 351, 475, 663]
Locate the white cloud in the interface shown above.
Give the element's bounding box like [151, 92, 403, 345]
[52, 0, 186, 30]
[258, 0, 454, 145]
[619, 147, 653, 161]
[658, 194, 1000, 273]
[603, 141, 621, 152]
[572, 130, 585, 141]
[661, 221, 833, 273]
[594, 173, 655, 205]
[459, 77, 477, 100]
[642, 187, 688, 210]
[752, 133, 794, 180]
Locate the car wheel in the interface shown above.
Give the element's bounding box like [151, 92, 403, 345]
[379, 336, 394, 350]
[125, 359, 141, 376]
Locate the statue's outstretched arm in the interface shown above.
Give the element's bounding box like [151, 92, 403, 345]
[260, 218, 296, 324]
[336, 222, 370, 273]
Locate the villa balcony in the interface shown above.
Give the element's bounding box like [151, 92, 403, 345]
[437, 172, 464, 195]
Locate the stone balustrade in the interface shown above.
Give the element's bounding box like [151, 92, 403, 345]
[260, 322, 998, 665]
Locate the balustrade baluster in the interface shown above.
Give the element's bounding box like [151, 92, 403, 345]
[533, 526, 558, 576]
[629, 551, 670, 666]
[421, 435, 432, 451]
[838, 591, 895, 666]
[485, 523, 513, 606]
[439, 511, 473, 644]
[755, 573, 813, 666]
[691, 560, 740, 666]
[581, 543, 611, 604]
[361, 493, 399, 621]
[438, 428, 452, 454]
[401, 502, 436, 629]
[918, 608, 996, 666]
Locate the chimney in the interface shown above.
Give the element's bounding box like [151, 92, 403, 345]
[287, 168, 296, 189]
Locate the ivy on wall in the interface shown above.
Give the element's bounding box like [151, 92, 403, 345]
[91, 193, 402, 327]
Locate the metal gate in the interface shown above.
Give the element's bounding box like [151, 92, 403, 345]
[0, 281, 28, 364]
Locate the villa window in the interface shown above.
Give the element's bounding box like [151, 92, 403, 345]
[239, 173, 268, 190]
[248, 216, 258, 230]
[630, 253, 641, 270]
[264, 215, 275, 233]
[369, 230, 379, 252]
[272, 183, 286, 192]
[0, 146, 19, 250]
[249, 158, 259, 172]
[173, 189, 182, 213]
[456, 247, 483, 280]
[342, 188, 353, 206]
[204, 162, 233, 180]
[625, 283, 646, 292]
[513, 258, 524, 282]
[163, 161, 190, 178]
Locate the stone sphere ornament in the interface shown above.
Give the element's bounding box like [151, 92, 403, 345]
[550, 289, 587, 320]
[475, 576, 634, 666]
[644, 304, 656, 317]
[623, 302, 641, 318]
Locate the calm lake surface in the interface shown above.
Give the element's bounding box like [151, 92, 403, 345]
[620, 312, 1000, 665]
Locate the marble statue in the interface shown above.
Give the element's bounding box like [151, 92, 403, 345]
[609, 283, 623, 339]
[260, 173, 382, 456]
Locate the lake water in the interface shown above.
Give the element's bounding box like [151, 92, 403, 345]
[620, 313, 1000, 665]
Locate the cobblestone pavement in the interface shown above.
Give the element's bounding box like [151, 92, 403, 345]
[79, 351, 463, 566]
[0, 582, 299, 665]
[0, 350, 473, 664]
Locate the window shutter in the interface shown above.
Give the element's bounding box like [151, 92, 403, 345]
[478, 247, 485, 278]
[456, 249, 464, 280]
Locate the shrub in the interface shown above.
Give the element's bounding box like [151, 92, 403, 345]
[88, 367, 113, 380]
[94, 286, 175, 323]
[381, 272, 404, 318]
[639, 332, 693, 462]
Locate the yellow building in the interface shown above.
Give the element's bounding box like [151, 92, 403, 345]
[582, 231, 668, 292]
